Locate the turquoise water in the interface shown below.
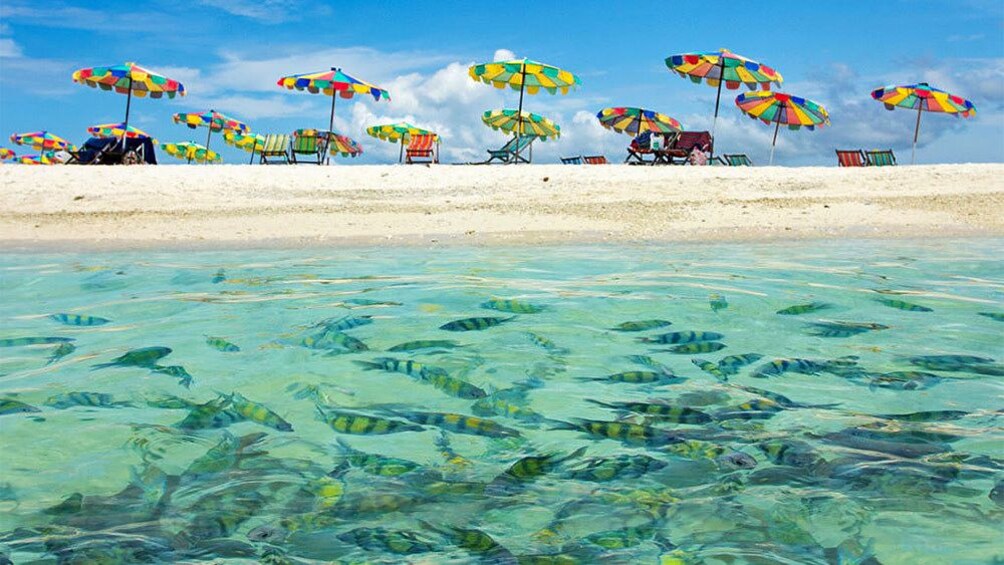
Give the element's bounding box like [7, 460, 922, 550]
[1, 240, 1002, 564]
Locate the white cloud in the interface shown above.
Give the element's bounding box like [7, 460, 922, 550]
[0, 37, 22, 58]
[493, 49, 516, 62]
[198, 0, 303, 22]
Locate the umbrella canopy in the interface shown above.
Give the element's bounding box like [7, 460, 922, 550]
[0, 148, 15, 161]
[596, 107, 683, 136]
[173, 110, 250, 151]
[87, 122, 154, 141]
[10, 131, 75, 152]
[161, 141, 221, 164]
[870, 82, 976, 164]
[482, 109, 560, 140]
[735, 91, 830, 165]
[666, 49, 782, 150]
[470, 58, 579, 163]
[72, 62, 185, 145]
[223, 131, 266, 164]
[18, 154, 53, 165]
[365, 122, 438, 163]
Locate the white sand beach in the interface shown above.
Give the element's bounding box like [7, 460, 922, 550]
[1, 164, 1001, 249]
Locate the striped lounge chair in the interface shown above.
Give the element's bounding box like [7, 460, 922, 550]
[406, 134, 437, 164]
[291, 129, 323, 165]
[484, 135, 534, 164]
[866, 149, 897, 166]
[561, 156, 583, 164]
[721, 154, 753, 166]
[836, 149, 867, 167]
[583, 155, 608, 165]
[260, 134, 290, 164]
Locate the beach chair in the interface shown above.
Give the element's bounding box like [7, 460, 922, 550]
[484, 135, 534, 164]
[561, 156, 583, 164]
[866, 149, 897, 167]
[722, 154, 753, 166]
[583, 155, 608, 165]
[406, 134, 437, 164]
[290, 129, 323, 164]
[625, 132, 654, 165]
[260, 134, 290, 164]
[836, 149, 867, 167]
[657, 131, 712, 165]
[67, 137, 118, 165]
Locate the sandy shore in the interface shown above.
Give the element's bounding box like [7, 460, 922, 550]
[1, 164, 1002, 249]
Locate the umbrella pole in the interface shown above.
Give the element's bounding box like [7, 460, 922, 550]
[121, 76, 134, 152]
[711, 59, 724, 158]
[770, 116, 781, 166]
[205, 127, 213, 156]
[325, 93, 337, 166]
[911, 105, 922, 165]
[399, 139, 404, 164]
[250, 141, 257, 165]
[514, 63, 527, 164]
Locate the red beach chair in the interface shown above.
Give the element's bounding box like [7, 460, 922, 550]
[583, 155, 608, 165]
[836, 149, 867, 167]
[406, 134, 437, 164]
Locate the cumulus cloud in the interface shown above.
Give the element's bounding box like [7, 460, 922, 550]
[493, 49, 516, 62]
[0, 37, 22, 58]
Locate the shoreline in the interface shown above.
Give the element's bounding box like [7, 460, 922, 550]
[1, 164, 1001, 250]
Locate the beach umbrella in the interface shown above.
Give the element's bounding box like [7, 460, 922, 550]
[666, 49, 782, 151]
[87, 122, 155, 141]
[870, 82, 976, 164]
[10, 131, 75, 152]
[72, 62, 186, 146]
[172, 110, 250, 152]
[366, 122, 439, 162]
[18, 154, 53, 165]
[469, 58, 580, 162]
[278, 67, 389, 164]
[482, 109, 560, 140]
[161, 141, 221, 164]
[734, 91, 830, 165]
[0, 148, 15, 161]
[223, 131, 266, 164]
[596, 107, 683, 136]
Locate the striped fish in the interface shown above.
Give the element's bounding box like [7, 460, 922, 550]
[337, 527, 436, 555]
[717, 353, 764, 375]
[354, 357, 434, 379]
[44, 392, 131, 409]
[314, 315, 373, 332]
[439, 316, 515, 332]
[873, 410, 968, 422]
[48, 313, 111, 326]
[551, 418, 678, 447]
[231, 392, 293, 431]
[582, 371, 683, 384]
[93, 347, 172, 370]
[776, 302, 832, 315]
[333, 439, 421, 476]
[875, 298, 932, 312]
[393, 411, 521, 438]
[525, 332, 568, 354]
[419, 369, 487, 400]
[150, 365, 194, 388]
[732, 384, 839, 409]
[565, 454, 667, 482]
[0, 398, 41, 415]
[299, 330, 368, 352]
[751, 358, 830, 378]
[205, 336, 240, 352]
[0, 336, 74, 347]
[868, 371, 944, 391]
[692, 358, 726, 381]
[806, 321, 888, 338]
[387, 340, 461, 352]
[315, 406, 423, 435]
[482, 298, 545, 314]
[626, 355, 672, 374]
[979, 312, 1004, 322]
[638, 330, 723, 344]
[610, 319, 671, 332]
[585, 399, 711, 424]
[663, 341, 726, 354]
[46, 342, 76, 365]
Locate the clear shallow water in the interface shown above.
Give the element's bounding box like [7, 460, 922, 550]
[0, 239, 1002, 564]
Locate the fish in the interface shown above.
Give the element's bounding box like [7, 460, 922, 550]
[662, 341, 726, 354]
[92, 346, 172, 370]
[776, 302, 832, 315]
[298, 329, 369, 352]
[990, 480, 1004, 507]
[44, 392, 132, 409]
[471, 391, 546, 425]
[717, 353, 764, 376]
[315, 405, 424, 435]
[0, 398, 41, 415]
[872, 410, 969, 422]
[339, 298, 402, 308]
[314, 315, 373, 332]
[638, 330, 723, 344]
[420, 521, 517, 564]
[626, 355, 672, 374]
[150, 365, 194, 388]
[875, 298, 932, 312]
[610, 319, 672, 332]
[336, 527, 437, 555]
[393, 410, 522, 438]
[709, 294, 728, 312]
[48, 313, 111, 326]
[758, 439, 827, 470]
[806, 321, 889, 338]
[332, 439, 421, 477]
[565, 453, 668, 482]
[868, 371, 944, 391]
[230, 392, 293, 431]
[581, 371, 683, 385]
[487, 446, 588, 495]
[184, 430, 265, 476]
[439, 316, 515, 331]
[482, 298, 545, 314]
[978, 312, 1004, 322]
[419, 368, 488, 399]
[551, 418, 679, 447]
[355, 356, 431, 378]
[45, 342, 76, 365]
[751, 358, 834, 378]
[906, 354, 998, 372]
[662, 439, 732, 463]
[205, 336, 240, 352]
[211, 269, 226, 283]
[731, 385, 839, 409]
[176, 395, 240, 430]
[819, 429, 949, 459]
[0, 336, 74, 347]
[435, 431, 474, 471]
[585, 399, 711, 424]
[387, 339, 461, 352]
[526, 332, 569, 354]
[692, 358, 727, 381]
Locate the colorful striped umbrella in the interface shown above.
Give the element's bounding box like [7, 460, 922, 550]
[87, 122, 154, 141]
[366, 122, 439, 162]
[223, 131, 266, 164]
[596, 107, 683, 136]
[0, 148, 15, 161]
[870, 82, 976, 164]
[470, 58, 579, 162]
[482, 109, 560, 141]
[18, 154, 53, 165]
[161, 141, 221, 164]
[666, 49, 783, 150]
[735, 91, 830, 165]
[72, 62, 186, 146]
[278, 67, 389, 164]
[10, 131, 75, 152]
[172, 110, 250, 151]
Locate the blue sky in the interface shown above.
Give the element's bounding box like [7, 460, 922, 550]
[1, 0, 1002, 165]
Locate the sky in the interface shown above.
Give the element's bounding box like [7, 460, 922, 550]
[1, 0, 1002, 166]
